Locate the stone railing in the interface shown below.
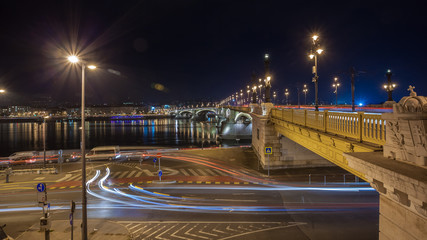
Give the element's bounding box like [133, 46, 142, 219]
[271, 108, 386, 146]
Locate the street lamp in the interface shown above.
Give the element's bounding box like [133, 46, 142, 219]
[303, 84, 308, 105]
[383, 69, 397, 102]
[246, 85, 250, 104]
[273, 91, 276, 104]
[258, 78, 263, 103]
[252, 85, 257, 104]
[309, 34, 323, 111]
[43, 116, 50, 169]
[332, 77, 340, 106]
[264, 54, 272, 103]
[67, 55, 96, 240]
[284, 88, 289, 105]
[0, 89, 5, 116]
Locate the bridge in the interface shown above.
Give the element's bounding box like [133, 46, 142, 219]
[224, 92, 426, 240]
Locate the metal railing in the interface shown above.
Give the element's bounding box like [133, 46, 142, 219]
[271, 108, 386, 146]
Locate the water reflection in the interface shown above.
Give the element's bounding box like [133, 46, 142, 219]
[0, 119, 238, 156]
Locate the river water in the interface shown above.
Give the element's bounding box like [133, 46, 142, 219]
[0, 118, 249, 157]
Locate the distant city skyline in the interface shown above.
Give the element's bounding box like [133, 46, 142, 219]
[0, 0, 426, 105]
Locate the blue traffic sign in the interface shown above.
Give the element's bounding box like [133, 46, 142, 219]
[264, 147, 272, 155]
[158, 170, 162, 177]
[37, 183, 45, 192]
[69, 213, 73, 225]
[153, 157, 157, 163]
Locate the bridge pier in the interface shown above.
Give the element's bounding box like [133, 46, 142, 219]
[250, 103, 331, 169]
[345, 91, 427, 240]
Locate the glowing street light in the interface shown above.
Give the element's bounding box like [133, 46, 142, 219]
[308, 34, 323, 111]
[332, 77, 340, 106]
[284, 88, 289, 105]
[383, 69, 397, 102]
[67, 55, 96, 240]
[303, 84, 308, 105]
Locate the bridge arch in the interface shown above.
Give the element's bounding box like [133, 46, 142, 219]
[234, 112, 252, 123]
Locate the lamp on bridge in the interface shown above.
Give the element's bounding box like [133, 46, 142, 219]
[258, 78, 263, 103]
[383, 69, 397, 102]
[284, 88, 289, 105]
[332, 77, 340, 106]
[264, 53, 272, 103]
[273, 91, 277, 104]
[308, 34, 323, 111]
[303, 84, 308, 105]
[67, 55, 96, 240]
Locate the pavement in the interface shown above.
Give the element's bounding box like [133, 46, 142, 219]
[16, 220, 129, 240]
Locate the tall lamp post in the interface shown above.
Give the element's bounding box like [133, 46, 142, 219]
[383, 69, 396, 102]
[284, 88, 289, 105]
[258, 78, 263, 103]
[309, 35, 323, 111]
[273, 91, 276, 105]
[246, 88, 250, 104]
[0, 89, 5, 116]
[264, 54, 271, 103]
[303, 84, 308, 105]
[68, 55, 96, 240]
[332, 77, 340, 105]
[43, 116, 50, 169]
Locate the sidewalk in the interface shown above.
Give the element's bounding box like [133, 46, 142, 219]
[16, 220, 129, 240]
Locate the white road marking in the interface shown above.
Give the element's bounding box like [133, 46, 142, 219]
[135, 171, 143, 177]
[219, 222, 307, 240]
[143, 169, 154, 176]
[55, 174, 72, 182]
[212, 169, 228, 176]
[188, 169, 199, 176]
[204, 169, 216, 176]
[118, 171, 129, 178]
[185, 224, 209, 239]
[155, 224, 178, 240]
[34, 177, 45, 180]
[111, 172, 121, 178]
[197, 169, 208, 176]
[180, 169, 190, 176]
[170, 223, 190, 240]
[127, 170, 136, 178]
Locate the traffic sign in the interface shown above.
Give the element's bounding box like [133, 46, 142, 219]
[158, 170, 162, 177]
[153, 157, 157, 163]
[37, 183, 46, 192]
[264, 147, 272, 155]
[157, 152, 161, 157]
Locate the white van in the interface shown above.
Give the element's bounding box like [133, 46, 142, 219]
[86, 146, 121, 161]
[9, 151, 39, 161]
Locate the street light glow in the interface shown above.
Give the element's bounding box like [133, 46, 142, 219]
[0, 89, 5, 93]
[68, 55, 79, 63]
[88, 65, 97, 69]
[316, 49, 323, 54]
[312, 35, 319, 41]
[309, 54, 314, 59]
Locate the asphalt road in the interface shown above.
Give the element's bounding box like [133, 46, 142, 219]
[0, 148, 379, 240]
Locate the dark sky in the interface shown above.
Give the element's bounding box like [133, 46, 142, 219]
[0, 0, 426, 105]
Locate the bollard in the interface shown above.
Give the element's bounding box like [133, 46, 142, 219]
[324, 175, 326, 185]
[309, 174, 311, 185]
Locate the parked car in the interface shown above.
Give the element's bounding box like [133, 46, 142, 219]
[86, 146, 122, 161]
[8, 151, 38, 161]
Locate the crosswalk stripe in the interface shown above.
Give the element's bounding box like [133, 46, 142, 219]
[204, 169, 216, 175]
[118, 171, 129, 178]
[180, 169, 190, 176]
[197, 169, 208, 175]
[67, 175, 81, 181]
[135, 171, 143, 177]
[187, 169, 199, 176]
[111, 172, 121, 178]
[212, 169, 228, 176]
[142, 169, 153, 176]
[128, 171, 136, 178]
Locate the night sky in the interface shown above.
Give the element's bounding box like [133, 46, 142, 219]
[0, 0, 426, 106]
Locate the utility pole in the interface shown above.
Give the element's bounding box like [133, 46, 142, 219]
[350, 67, 355, 112]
